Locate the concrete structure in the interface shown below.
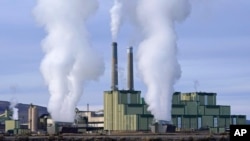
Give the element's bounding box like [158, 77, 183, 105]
[28, 104, 38, 132]
[171, 92, 246, 132]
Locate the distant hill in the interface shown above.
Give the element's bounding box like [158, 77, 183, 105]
[247, 120, 250, 125]
[0, 101, 48, 124]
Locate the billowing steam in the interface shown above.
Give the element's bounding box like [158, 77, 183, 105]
[137, 0, 191, 121]
[9, 98, 18, 120]
[110, 0, 139, 41]
[110, 0, 123, 41]
[34, 0, 104, 122]
[110, 0, 191, 121]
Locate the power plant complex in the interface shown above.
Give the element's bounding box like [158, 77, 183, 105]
[0, 42, 247, 139]
[103, 42, 246, 133]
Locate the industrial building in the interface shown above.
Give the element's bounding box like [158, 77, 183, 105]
[5, 120, 19, 132]
[172, 92, 246, 132]
[104, 43, 153, 131]
[1, 103, 104, 135]
[0, 109, 11, 124]
[44, 108, 104, 134]
[75, 109, 104, 128]
[104, 42, 247, 133]
[104, 90, 153, 131]
[0, 104, 42, 135]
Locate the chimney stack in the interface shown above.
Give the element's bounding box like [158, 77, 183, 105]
[87, 103, 89, 112]
[127, 47, 134, 91]
[111, 42, 118, 90]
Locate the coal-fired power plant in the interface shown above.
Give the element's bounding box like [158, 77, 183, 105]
[111, 42, 118, 90]
[127, 47, 134, 91]
[0, 1, 247, 140]
[105, 41, 175, 133]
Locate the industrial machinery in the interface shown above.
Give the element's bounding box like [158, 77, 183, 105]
[0, 109, 11, 124]
[150, 120, 176, 133]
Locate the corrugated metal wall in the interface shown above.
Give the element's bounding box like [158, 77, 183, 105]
[172, 106, 185, 115]
[105, 91, 246, 131]
[170, 92, 246, 131]
[219, 106, 230, 115]
[104, 91, 113, 130]
[104, 90, 153, 131]
[126, 105, 143, 115]
[185, 102, 197, 115]
[205, 106, 220, 115]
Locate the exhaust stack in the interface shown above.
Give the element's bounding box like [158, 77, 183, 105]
[111, 42, 118, 90]
[127, 47, 134, 91]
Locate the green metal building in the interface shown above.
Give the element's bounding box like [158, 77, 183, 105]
[172, 92, 246, 132]
[104, 90, 153, 131]
[104, 91, 247, 132]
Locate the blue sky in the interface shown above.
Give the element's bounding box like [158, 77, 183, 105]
[0, 0, 249, 118]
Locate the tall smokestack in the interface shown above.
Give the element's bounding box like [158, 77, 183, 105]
[111, 42, 118, 90]
[127, 47, 134, 91]
[87, 103, 89, 112]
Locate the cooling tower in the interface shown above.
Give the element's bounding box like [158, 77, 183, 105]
[111, 42, 118, 90]
[127, 47, 134, 90]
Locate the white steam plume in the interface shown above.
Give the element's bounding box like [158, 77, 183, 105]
[110, 0, 191, 121]
[34, 0, 104, 122]
[136, 0, 191, 121]
[110, 0, 123, 41]
[12, 108, 18, 120]
[9, 98, 18, 120]
[110, 0, 139, 41]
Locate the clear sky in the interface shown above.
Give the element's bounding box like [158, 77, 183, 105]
[0, 0, 249, 118]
